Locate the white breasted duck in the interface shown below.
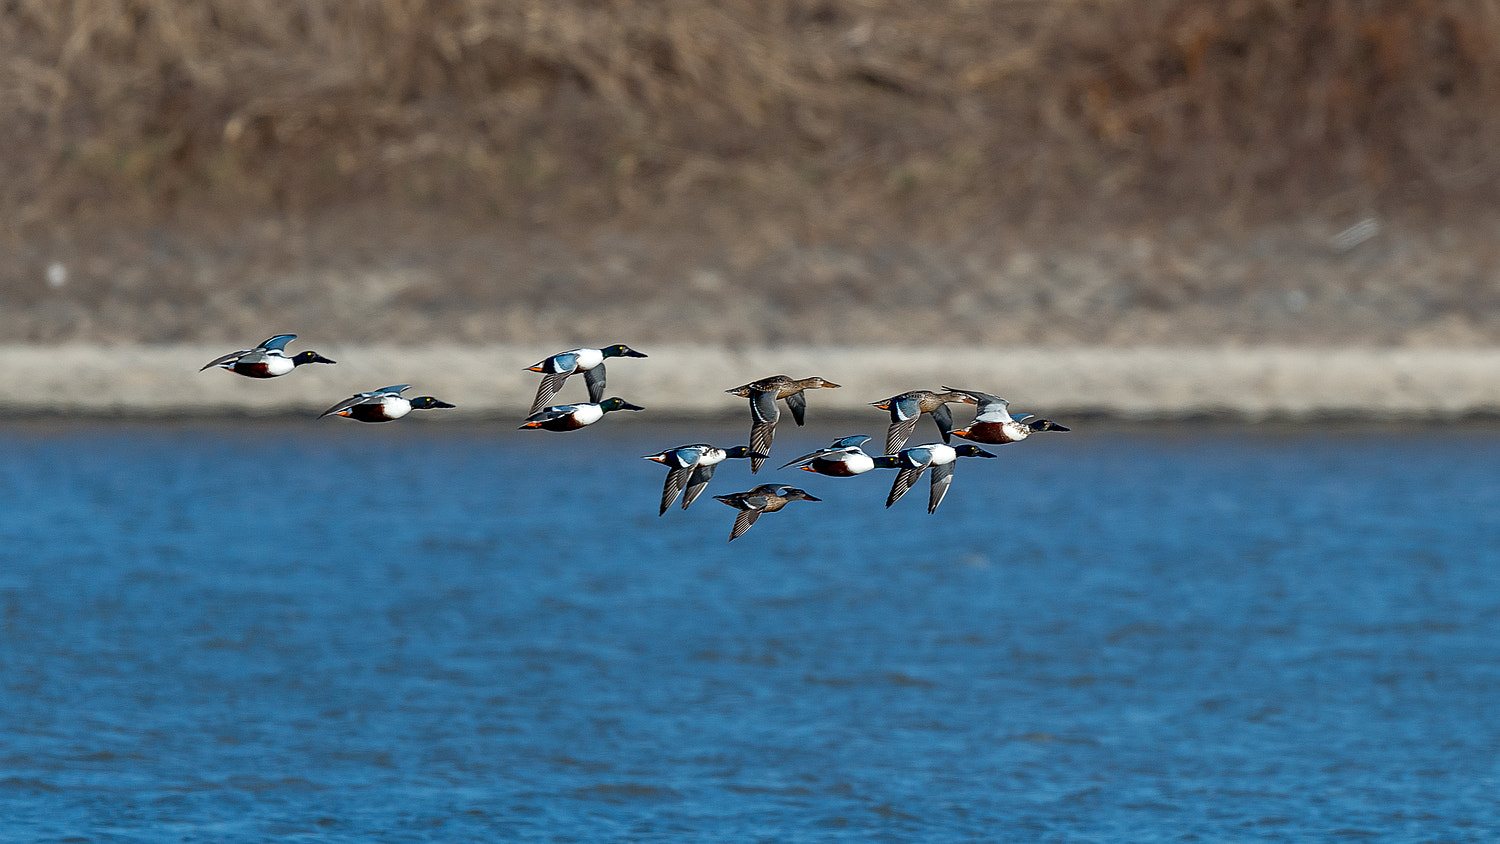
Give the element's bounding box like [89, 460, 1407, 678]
[943, 387, 1071, 445]
[519, 397, 644, 432]
[643, 443, 763, 516]
[869, 389, 971, 454]
[200, 334, 335, 378]
[526, 344, 648, 415]
[873, 442, 996, 513]
[713, 484, 822, 542]
[725, 375, 841, 473]
[318, 385, 455, 423]
[778, 435, 877, 477]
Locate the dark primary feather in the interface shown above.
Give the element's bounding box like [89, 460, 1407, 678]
[530, 372, 571, 415]
[584, 364, 607, 403]
[681, 463, 719, 510]
[887, 466, 926, 508]
[928, 461, 956, 513]
[659, 465, 693, 516]
[748, 389, 781, 474]
[785, 390, 809, 426]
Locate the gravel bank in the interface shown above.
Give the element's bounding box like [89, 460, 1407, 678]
[6, 345, 1499, 421]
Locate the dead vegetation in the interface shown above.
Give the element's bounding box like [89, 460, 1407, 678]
[3, 0, 1500, 344]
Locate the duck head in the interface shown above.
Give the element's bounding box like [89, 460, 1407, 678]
[1028, 419, 1070, 432]
[410, 397, 455, 410]
[954, 445, 998, 458]
[599, 397, 645, 412]
[292, 350, 336, 366]
[603, 344, 648, 359]
[724, 446, 767, 460]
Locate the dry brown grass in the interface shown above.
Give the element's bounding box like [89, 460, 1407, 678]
[3, 0, 1500, 344]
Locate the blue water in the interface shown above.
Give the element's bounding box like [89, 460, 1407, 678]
[1, 420, 1499, 841]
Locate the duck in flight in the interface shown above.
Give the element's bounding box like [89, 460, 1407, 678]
[869, 389, 971, 454]
[713, 484, 821, 542]
[200, 334, 335, 378]
[519, 397, 644, 431]
[874, 442, 996, 513]
[942, 387, 1071, 444]
[778, 435, 877, 477]
[643, 443, 763, 515]
[725, 375, 841, 473]
[318, 385, 455, 423]
[525, 345, 648, 415]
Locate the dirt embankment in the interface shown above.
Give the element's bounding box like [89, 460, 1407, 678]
[4, 1, 1499, 348]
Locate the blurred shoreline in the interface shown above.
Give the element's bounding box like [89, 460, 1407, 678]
[9, 345, 1499, 421]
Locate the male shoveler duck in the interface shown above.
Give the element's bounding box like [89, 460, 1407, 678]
[643, 444, 763, 516]
[942, 387, 1071, 444]
[873, 442, 996, 513]
[725, 375, 841, 473]
[778, 435, 877, 477]
[318, 385, 455, 423]
[519, 397, 644, 431]
[525, 344, 648, 414]
[713, 484, 822, 542]
[200, 334, 335, 378]
[869, 389, 972, 454]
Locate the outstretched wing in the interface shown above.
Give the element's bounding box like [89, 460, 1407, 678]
[200, 348, 250, 371]
[931, 403, 955, 444]
[681, 463, 721, 510]
[258, 334, 298, 352]
[748, 389, 780, 474]
[884, 395, 923, 453]
[729, 508, 763, 541]
[928, 461, 956, 513]
[530, 372, 573, 415]
[583, 363, 607, 404]
[886, 466, 926, 508]
[318, 393, 369, 418]
[659, 465, 693, 515]
[785, 390, 809, 426]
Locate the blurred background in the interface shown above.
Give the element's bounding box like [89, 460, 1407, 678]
[4, 0, 1499, 347]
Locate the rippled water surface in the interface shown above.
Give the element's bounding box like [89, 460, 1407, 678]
[2, 420, 1499, 841]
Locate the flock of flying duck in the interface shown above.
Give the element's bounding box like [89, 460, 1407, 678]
[203, 334, 1071, 541]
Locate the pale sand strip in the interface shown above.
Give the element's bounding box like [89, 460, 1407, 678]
[3, 345, 1498, 419]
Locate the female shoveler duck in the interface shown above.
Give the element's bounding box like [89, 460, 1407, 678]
[942, 387, 1071, 444]
[869, 389, 971, 454]
[643, 443, 763, 516]
[873, 442, 996, 513]
[318, 385, 455, 423]
[713, 484, 821, 542]
[525, 344, 648, 414]
[519, 397, 644, 432]
[778, 435, 877, 477]
[725, 375, 841, 473]
[200, 334, 335, 378]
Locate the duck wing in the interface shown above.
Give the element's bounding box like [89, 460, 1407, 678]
[319, 393, 372, 418]
[748, 389, 781, 474]
[258, 334, 298, 352]
[886, 465, 927, 508]
[200, 348, 250, 371]
[931, 403, 956, 444]
[927, 461, 956, 513]
[785, 390, 809, 426]
[884, 395, 925, 453]
[583, 363, 608, 404]
[659, 464, 694, 515]
[681, 463, 719, 510]
[729, 507, 763, 541]
[529, 371, 573, 415]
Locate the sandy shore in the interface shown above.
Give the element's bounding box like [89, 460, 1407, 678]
[3, 345, 1498, 421]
